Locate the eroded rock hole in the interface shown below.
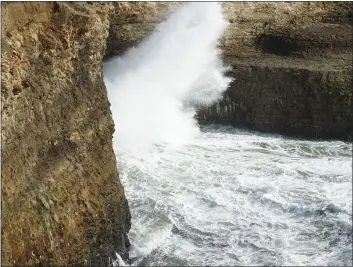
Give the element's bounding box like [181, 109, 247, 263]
[257, 34, 300, 56]
[12, 85, 22, 96]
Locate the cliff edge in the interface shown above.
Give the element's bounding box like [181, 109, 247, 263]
[1, 2, 130, 266]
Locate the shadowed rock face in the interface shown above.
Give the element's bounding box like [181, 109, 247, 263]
[106, 2, 352, 140]
[1, 2, 130, 266]
[105, 2, 181, 58]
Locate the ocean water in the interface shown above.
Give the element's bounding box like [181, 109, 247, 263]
[116, 125, 352, 266]
[103, 2, 353, 266]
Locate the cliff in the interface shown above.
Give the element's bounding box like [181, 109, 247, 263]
[1, 1, 352, 266]
[106, 2, 353, 140]
[1, 2, 130, 266]
[105, 2, 180, 57]
[200, 2, 353, 140]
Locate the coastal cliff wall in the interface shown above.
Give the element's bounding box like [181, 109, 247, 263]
[1, 2, 130, 266]
[1, 1, 352, 266]
[106, 2, 353, 140]
[200, 2, 353, 140]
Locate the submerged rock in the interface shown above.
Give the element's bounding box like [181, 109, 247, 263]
[1, 2, 130, 266]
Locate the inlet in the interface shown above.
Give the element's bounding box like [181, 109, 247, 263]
[103, 2, 352, 266]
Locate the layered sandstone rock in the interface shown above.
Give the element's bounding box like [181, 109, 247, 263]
[200, 2, 353, 140]
[1, 2, 130, 266]
[105, 2, 180, 57]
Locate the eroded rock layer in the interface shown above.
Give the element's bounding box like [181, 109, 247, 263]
[1, 2, 130, 266]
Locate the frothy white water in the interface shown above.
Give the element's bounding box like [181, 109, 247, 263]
[116, 126, 352, 266]
[103, 2, 352, 266]
[104, 2, 231, 152]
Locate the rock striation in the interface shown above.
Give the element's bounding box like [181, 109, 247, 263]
[1, 2, 130, 266]
[199, 2, 353, 140]
[105, 2, 180, 57]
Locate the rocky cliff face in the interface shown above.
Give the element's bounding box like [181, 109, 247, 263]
[106, 2, 352, 140]
[105, 2, 180, 57]
[200, 2, 353, 140]
[1, 2, 130, 266]
[1, 2, 351, 266]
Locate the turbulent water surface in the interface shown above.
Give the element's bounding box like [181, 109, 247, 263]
[117, 126, 352, 266]
[104, 2, 352, 266]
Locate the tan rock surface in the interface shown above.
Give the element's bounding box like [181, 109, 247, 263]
[201, 2, 352, 140]
[1, 2, 130, 266]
